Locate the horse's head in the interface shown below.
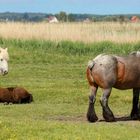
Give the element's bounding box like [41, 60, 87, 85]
[0, 47, 9, 76]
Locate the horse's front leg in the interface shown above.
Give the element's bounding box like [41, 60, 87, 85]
[131, 88, 140, 120]
[100, 88, 115, 122]
[87, 84, 98, 122]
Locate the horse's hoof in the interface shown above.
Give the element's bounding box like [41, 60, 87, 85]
[103, 112, 115, 122]
[87, 113, 98, 122]
[131, 113, 139, 120]
[105, 116, 116, 122]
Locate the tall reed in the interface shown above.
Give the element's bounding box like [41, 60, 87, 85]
[0, 22, 140, 43]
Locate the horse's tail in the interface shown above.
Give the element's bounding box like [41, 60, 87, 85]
[86, 60, 95, 86]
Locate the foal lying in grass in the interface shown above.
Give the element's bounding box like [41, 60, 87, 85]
[0, 87, 33, 104]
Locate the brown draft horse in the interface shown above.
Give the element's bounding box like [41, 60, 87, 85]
[86, 53, 140, 122]
[0, 87, 33, 104]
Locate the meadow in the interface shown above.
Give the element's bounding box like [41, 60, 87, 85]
[0, 22, 140, 139]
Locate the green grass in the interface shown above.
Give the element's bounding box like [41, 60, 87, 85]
[0, 38, 140, 139]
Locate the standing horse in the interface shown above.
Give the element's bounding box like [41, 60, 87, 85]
[87, 54, 140, 122]
[0, 47, 9, 75]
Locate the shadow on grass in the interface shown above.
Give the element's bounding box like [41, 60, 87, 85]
[115, 116, 132, 121]
[48, 115, 140, 123]
[99, 115, 140, 122]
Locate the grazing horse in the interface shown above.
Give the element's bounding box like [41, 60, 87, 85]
[0, 47, 9, 75]
[0, 87, 33, 104]
[86, 54, 140, 122]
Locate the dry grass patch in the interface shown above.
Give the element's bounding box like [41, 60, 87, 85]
[0, 22, 140, 43]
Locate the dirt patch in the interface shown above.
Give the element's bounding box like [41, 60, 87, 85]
[48, 115, 87, 122]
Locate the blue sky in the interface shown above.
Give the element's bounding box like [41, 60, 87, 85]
[0, 0, 140, 14]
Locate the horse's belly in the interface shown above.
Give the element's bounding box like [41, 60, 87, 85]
[115, 59, 140, 89]
[114, 79, 140, 89]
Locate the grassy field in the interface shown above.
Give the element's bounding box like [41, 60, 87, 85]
[0, 22, 140, 43]
[0, 38, 140, 139]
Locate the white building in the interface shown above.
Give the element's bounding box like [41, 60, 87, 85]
[48, 16, 58, 23]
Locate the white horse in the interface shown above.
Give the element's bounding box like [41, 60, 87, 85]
[0, 47, 9, 75]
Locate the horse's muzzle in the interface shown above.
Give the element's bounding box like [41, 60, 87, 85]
[3, 70, 8, 75]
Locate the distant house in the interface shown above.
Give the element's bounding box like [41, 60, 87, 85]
[83, 18, 91, 23]
[131, 16, 140, 22]
[48, 16, 58, 23]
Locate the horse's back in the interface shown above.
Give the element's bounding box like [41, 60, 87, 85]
[12, 87, 33, 103]
[89, 54, 118, 88]
[0, 88, 12, 102]
[88, 54, 140, 89]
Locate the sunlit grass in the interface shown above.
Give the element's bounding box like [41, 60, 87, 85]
[0, 22, 140, 43]
[0, 38, 139, 139]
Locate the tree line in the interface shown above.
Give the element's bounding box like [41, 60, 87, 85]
[0, 12, 139, 22]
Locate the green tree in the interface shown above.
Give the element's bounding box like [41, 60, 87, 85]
[57, 11, 67, 22]
[119, 15, 125, 23]
[23, 13, 29, 21]
[68, 14, 75, 22]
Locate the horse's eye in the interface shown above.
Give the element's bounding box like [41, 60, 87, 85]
[0, 59, 3, 61]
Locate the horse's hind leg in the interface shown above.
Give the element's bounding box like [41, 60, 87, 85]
[131, 88, 140, 120]
[87, 84, 98, 122]
[100, 88, 115, 122]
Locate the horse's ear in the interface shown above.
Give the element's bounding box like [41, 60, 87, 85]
[0, 47, 8, 52]
[5, 48, 8, 51]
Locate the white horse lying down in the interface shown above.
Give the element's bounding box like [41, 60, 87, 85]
[0, 47, 9, 75]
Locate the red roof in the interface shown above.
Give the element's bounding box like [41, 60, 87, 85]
[131, 16, 140, 22]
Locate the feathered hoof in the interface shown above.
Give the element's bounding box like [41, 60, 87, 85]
[131, 113, 140, 120]
[103, 111, 115, 122]
[105, 117, 116, 122]
[87, 113, 98, 123]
